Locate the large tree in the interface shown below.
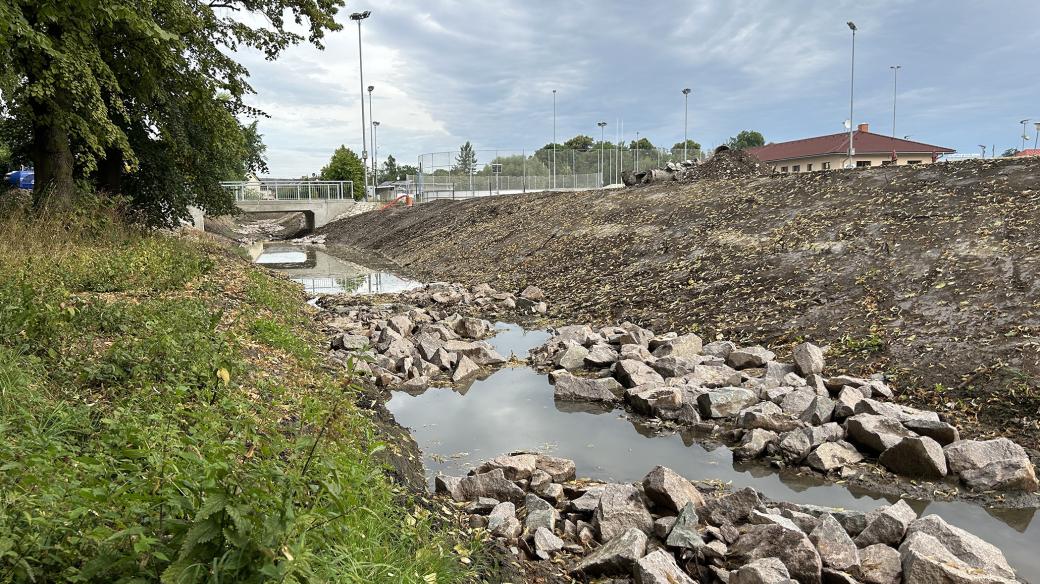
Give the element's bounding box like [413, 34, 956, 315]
[320, 145, 365, 199]
[726, 130, 766, 150]
[381, 154, 399, 181]
[564, 135, 594, 151]
[0, 0, 341, 222]
[453, 141, 477, 175]
[671, 139, 702, 157]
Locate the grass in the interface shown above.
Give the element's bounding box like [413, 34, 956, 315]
[0, 202, 479, 583]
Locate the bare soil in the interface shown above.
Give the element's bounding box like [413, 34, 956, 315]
[320, 158, 1040, 455]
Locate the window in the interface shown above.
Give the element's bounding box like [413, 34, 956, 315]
[807, 163, 813, 171]
[792, 165, 800, 172]
[781, 166, 788, 173]
[907, 160, 922, 165]
[822, 162, 831, 170]
[856, 160, 872, 168]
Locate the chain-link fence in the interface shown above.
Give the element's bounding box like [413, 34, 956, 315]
[409, 146, 703, 201]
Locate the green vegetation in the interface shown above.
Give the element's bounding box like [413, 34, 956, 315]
[835, 332, 885, 356]
[320, 146, 367, 200]
[726, 130, 766, 150]
[0, 205, 478, 583]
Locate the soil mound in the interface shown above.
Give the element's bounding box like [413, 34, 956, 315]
[682, 147, 773, 181]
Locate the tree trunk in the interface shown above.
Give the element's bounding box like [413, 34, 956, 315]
[31, 115, 76, 208]
[96, 146, 124, 195]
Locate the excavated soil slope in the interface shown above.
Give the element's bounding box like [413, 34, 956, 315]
[322, 158, 1040, 451]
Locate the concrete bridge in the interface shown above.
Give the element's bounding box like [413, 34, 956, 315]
[188, 179, 366, 230]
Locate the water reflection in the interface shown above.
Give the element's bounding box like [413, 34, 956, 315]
[251, 243, 421, 295]
[388, 328, 1040, 580]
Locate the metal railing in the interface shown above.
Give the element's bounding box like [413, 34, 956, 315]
[222, 179, 353, 201]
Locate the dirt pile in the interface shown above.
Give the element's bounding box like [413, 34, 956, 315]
[680, 147, 774, 181]
[319, 157, 1040, 451]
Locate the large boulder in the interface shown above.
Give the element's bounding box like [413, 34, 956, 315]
[642, 465, 705, 513]
[635, 549, 697, 584]
[878, 436, 948, 479]
[473, 454, 537, 480]
[555, 343, 590, 370]
[728, 524, 823, 584]
[904, 515, 1015, 579]
[524, 493, 559, 536]
[650, 355, 699, 378]
[533, 526, 564, 559]
[457, 468, 526, 503]
[594, 483, 654, 541]
[737, 401, 803, 433]
[698, 387, 758, 418]
[735, 428, 779, 460]
[808, 513, 859, 573]
[451, 354, 483, 382]
[806, 441, 864, 473]
[616, 359, 666, 388]
[779, 429, 813, 463]
[729, 557, 792, 584]
[652, 333, 703, 360]
[442, 340, 507, 366]
[780, 389, 818, 419]
[793, 342, 825, 376]
[844, 414, 916, 453]
[584, 343, 619, 368]
[853, 499, 916, 548]
[900, 530, 1017, 584]
[854, 398, 939, 424]
[552, 371, 625, 403]
[665, 502, 704, 549]
[487, 501, 521, 538]
[728, 345, 776, 369]
[681, 363, 743, 387]
[572, 528, 647, 577]
[627, 386, 682, 416]
[535, 454, 577, 482]
[944, 438, 1039, 492]
[854, 544, 901, 584]
[703, 487, 763, 526]
[902, 418, 959, 446]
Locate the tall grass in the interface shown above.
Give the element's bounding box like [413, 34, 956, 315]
[0, 203, 478, 583]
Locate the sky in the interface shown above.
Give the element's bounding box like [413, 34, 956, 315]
[234, 0, 1040, 178]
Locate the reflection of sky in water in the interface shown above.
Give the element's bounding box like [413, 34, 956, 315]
[291, 273, 421, 295]
[255, 251, 307, 264]
[389, 328, 1040, 580]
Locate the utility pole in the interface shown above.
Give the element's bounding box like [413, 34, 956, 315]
[1020, 119, 1030, 152]
[368, 86, 376, 184]
[889, 65, 901, 139]
[372, 121, 380, 185]
[350, 11, 371, 197]
[597, 121, 607, 187]
[1034, 122, 1040, 149]
[682, 88, 691, 161]
[552, 89, 557, 190]
[978, 144, 986, 159]
[847, 21, 857, 168]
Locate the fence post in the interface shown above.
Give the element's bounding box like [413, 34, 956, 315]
[522, 149, 527, 193]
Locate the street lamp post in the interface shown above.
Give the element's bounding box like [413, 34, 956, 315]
[847, 21, 857, 168]
[552, 89, 557, 190]
[372, 121, 380, 185]
[635, 131, 640, 173]
[350, 11, 371, 197]
[368, 85, 375, 184]
[1034, 122, 1040, 149]
[597, 121, 607, 187]
[682, 88, 692, 161]
[889, 65, 901, 139]
[1020, 119, 1030, 152]
[978, 144, 986, 159]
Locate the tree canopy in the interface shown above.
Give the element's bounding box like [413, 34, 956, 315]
[671, 139, 702, 154]
[0, 0, 342, 225]
[563, 135, 594, 151]
[628, 137, 654, 151]
[320, 146, 365, 198]
[453, 141, 477, 174]
[726, 130, 766, 150]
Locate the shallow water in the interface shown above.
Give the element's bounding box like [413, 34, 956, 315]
[253, 243, 421, 295]
[389, 323, 1040, 581]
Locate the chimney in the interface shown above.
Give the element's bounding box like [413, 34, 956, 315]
[857, 123, 870, 133]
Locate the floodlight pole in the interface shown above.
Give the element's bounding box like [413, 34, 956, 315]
[1021, 119, 1031, 151]
[368, 86, 376, 183]
[682, 88, 691, 161]
[889, 65, 901, 139]
[1034, 122, 1040, 149]
[598, 121, 607, 187]
[372, 121, 380, 185]
[552, 89, 557, 190]
[350, 11, 371, 197]
[847, 21, 857, 168]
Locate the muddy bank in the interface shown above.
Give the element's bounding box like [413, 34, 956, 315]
[319, 157, 1040, 454]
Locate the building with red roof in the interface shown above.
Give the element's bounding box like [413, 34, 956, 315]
[747, 123, 955, 174]
[1013, 149, 1040, 157]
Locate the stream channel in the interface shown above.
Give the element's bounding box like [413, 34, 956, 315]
[258, 242, 1040, 581]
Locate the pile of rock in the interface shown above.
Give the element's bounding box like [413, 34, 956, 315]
[437, 455, 1022, 583]
[532, 323, 1039, 493]
[323, 283, 548, 389]
[623, 160, 698, 187]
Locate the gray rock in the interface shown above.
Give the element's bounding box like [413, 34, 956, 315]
[594, 483, 654, 541]
[386, 314, 413, 336]
[666, 502, 704, 549]
[654, 516, 677, 539]
[463, 497, 500, 514]
[616, 359, 665, 388]
[833, 386, 865, 419]
[737, 401, 802, 433]
[944, 438, 1039, 492]
[824, 375, 869, 391]
[473, 454, 537, 480]
[535, 454, 577, 482]
[763, 361, 797, 384]
[488, 501, 521, 538]
[553, 371, 625, 403]
[454, 316, 489, 338]
[854, 544, 901, 584]
[635, 549, 697, 584]
[442, 339, 507, 366]
[806, 423, 846, 447]
[704, 487, 763, 526]
[585, 343, 619, 368]
[699, 387, 758, 418]
[793, 343, 825, 376]
[642, 465, 705, 513]
[650, 355, 699, 378]
[628, 386, 683, 416]
[528, 469, 551, 492]
[652, 333, 703, 360]
[451, 354, 483, 382]
[534, 481, 564, 504]
[748, 510, 802, 533]
[905, 515, 1015, 579]
[555, 343, 590, 370]
[879, 436, 948, 479]
[899, 529, 1017, 584]
[457, 468, 526, 503]
[736, 428, 780, 460]
[331, 333, 369, 351]
[569, 487, 605, 513]
[844, 414, 917, 453]
[729, 557, 792, 584]
[780, 388, 818, 419]
[854, 499, 916, 548]
[800, 395, 835, 425]
[434, 475, 464, 499]
[703, 340, 737, 359]
[572, 528, 648, 576]
[682, 363, 744, 388]
[620, 343, 656, 362]
[902, 419, 959, 446]
[524, 494, 559, 537]
[779, 429, 813, 463]
[807, 441, 864, 473]
[854, 398, 939, 424]
[533, 527, 563, 559]
[728, 345, 776, 369]
[728, 524, 823, 584]
[809, 514, 859, 572]
[556, 324, 596, 345]
[520, 285, 545, 301]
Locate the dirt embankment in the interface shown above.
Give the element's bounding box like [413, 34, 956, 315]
[320, 158, 1040, 452]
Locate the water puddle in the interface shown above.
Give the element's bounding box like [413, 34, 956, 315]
[388, 324, 1040, 580]
[250, 242, 421, 295]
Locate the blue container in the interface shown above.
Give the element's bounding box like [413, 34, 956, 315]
[4, 170, 34, 189]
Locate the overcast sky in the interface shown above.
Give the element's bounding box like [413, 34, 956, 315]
[236, 0, 1040, 177]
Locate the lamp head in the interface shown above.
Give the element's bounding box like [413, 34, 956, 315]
[372, 121, 380, 127]
[847, 21, 857, 31]
[367, 85, 374, 92]
[682, 88, 691, 95]
[597, 122, 607, 127]
[350, 11, 371, 21]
